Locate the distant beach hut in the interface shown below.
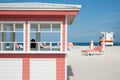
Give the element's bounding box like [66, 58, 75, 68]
[89, 40, 94, 49]
[67, 42, 73, 47]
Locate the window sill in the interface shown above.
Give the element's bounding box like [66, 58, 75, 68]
[0, 51, 67, 54]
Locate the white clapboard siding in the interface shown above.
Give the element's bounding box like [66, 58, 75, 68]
[0, 59, 22, 80]
[30, 59, 56, 80]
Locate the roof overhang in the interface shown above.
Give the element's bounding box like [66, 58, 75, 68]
[0, 2, 82, 25]
[67, 15, 77, 25]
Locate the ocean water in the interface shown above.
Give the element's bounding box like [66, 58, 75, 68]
[73, 42, 120, 46]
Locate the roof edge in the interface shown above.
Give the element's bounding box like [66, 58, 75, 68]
[0, 2, 82, 10]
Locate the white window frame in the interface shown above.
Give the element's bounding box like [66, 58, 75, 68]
[0, 21, 26, 53]
[28, 21, 63, 53]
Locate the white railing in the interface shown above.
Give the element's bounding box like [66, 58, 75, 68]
[0, 42, 24, 51]
[0, 42, 61, 52]
[30, 42, 61, 51]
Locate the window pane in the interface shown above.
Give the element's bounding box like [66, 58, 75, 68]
[15, 43, 24, 51]
[0, 32, 2, 42]
[40, 42, 50, 51]
[0, 24, 1, 31]
[3, 43, 14, 51]
[4, 32, 14, 42]
[15, 32, 23, 42]
[30, 24, 38, 31]
[40, 33, 60, 42]
[15, 23, 23, 31]
[52, 24, 60, 31]
[0, 43, 1, 51]
[30, 43, 38, 51]
[0, 24, 2, 42]
[51, 43, 60, 51]
[0, 22, 24, 51]
[29, 23, 61, 52]
[30, 32, 40, 51]
[30, 32, 37, 42]
[40, 24, 50, 31]
[3, 23, 13, 31]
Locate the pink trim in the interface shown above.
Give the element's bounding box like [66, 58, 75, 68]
[0, 15, 65, 21]
[22, 58, 30, 80]
[0, 10, 79, 15]
[25, 21, 28, 52]
[0, 54, 65, 58]
[62, 19, 66, 52]
[56, 57, 65, 80]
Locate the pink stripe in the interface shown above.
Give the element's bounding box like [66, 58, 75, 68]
[0, 54, 65, 58]
[25, 21, 28, 52]
[0, 10, 79, 15]
[62, 18, 66, 52]
[56, 57, 65, 80]
[22, 58, 30, 80]
[0, 15, 65, 21]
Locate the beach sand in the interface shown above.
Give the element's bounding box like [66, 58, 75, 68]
[67, 46, 120, 80]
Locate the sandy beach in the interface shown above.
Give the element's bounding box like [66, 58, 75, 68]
[67, 46, 120, 80]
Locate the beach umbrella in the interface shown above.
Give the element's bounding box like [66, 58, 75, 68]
[101, 40, 105, 51]
[57, 42, 60, 47]
[67, 42, 73, 47]
[15, 43, 19, 48]
[89, 40, 94, 49]
[43, 41, 46, 47]
[40, 43, 44, 48]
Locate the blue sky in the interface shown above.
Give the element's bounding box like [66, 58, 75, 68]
[0, 0, 120, 42]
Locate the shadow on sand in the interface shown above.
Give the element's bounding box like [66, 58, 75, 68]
[67, 65, 74, 80]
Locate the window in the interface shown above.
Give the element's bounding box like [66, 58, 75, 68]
[29, 22, 61, 52]
[0, 22, 24, 51]
[0, 23, 1, 51]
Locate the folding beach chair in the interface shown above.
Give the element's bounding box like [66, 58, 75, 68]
[81, 40, 105, 56]
[40, 43, 44, 48]
[15, 43, 19, 48]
